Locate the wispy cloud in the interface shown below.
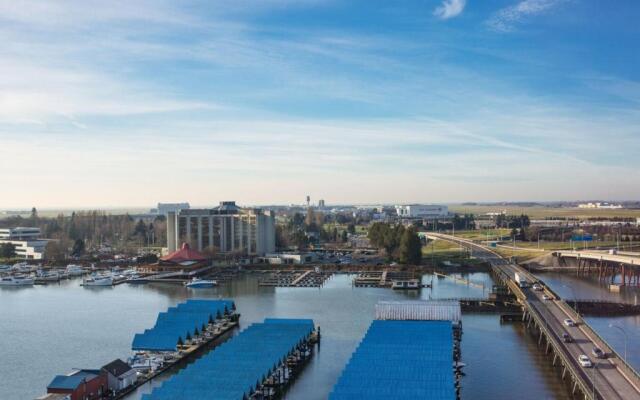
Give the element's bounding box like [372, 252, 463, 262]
[487, 0, 567, 32]
[434, 0, 466, 20]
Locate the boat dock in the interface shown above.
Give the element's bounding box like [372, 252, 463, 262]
[330, 301, 462, 400]
[258, 270, 332, 287]
[141, 318, 318, 399]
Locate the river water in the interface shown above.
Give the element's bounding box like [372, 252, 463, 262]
[1, 270, 636, 400]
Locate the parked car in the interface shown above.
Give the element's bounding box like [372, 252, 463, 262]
[592, 347, 605, 359]
[562, 333, 573, 343]
[564, 319, 575, 327]
[578, 355, 593, 368]
[542, 294, 552, 301]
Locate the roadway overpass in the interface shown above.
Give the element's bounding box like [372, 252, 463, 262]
[553, 250, 640, 286]
[428, 233, 640, 400]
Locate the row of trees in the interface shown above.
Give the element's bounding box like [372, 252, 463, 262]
[0, 208, 168, 259]
[368, 223, 423, 264]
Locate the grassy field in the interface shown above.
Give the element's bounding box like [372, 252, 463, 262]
[449, 205, 640, 220]
[452, 229, 511, 240]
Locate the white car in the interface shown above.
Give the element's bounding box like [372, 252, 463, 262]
[542, 294, 552, 301]
[578, 355, 593, 368]
[563, 318, 575, 327]
[532, 283, 543, 291]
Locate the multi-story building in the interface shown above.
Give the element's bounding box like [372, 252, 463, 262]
[0, 227, 47, 259]
[150, 202, 190, 215]
[395, 204, 449, 219]
[166, 201, 276, 256]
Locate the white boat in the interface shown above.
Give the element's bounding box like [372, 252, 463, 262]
[66, 264, 85, 277]
[185, 278, 217, 288]
[83, 274, 113, 287]
[36, 270, 61, 282]
[11, 262, 32, 273]
[0, 275, 35, 286]
[391, 279, 421, 290]
[0, 265, 11, 272]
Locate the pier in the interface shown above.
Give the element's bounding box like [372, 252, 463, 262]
[141, 318, 317, 400]
[330, 301, 462, 400]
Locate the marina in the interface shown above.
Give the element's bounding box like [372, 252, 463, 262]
[1, 271, 610, 400]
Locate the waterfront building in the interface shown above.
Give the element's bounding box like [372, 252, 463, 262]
[100, 359, 136, 393]
[46, 369, 106, 400]
[166, 201, 276, 256]
[0, 227, 47, 259]
[395, 204, 449, 219]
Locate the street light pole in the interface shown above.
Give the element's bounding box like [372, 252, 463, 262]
[609, 323, 628, 362]
[563, 284, 579, 317]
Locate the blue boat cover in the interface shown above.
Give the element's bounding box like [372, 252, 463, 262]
[329, 320, 456, 400]
[141, 318, 314, 400]
[131, 299, 234, 351]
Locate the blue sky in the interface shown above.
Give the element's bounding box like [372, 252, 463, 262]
[0, 0, 639, 207]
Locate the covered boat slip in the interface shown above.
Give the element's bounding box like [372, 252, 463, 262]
[330, 300, 461, 400]
[142, 318, 315, 400]
[330, 320, 456, 400]
[132, 299, 235, 352]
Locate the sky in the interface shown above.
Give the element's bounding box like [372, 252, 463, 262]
[0, 0, 639, 208]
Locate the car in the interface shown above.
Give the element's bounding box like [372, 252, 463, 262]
[562, 333, 573, 343]
[542, 294, 552, 301]
[592, 347, 605, 359]
[578, 355, 593, 368]
[532, 283, 543, 291]
[563, 319, 575, 327]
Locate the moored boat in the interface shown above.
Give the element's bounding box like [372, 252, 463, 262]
[185, 278, 217, 288]
[82, 274, 113, 287]
[0, 275, 35, 286]
[391, 279, 421, 290]
[66, 264, 85, 277]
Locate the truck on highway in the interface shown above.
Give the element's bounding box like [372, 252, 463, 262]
[514, 272, 529, 288]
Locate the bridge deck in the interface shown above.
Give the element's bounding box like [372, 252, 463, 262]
[428, 233, 640, 400]
[555, 250, 640, 266]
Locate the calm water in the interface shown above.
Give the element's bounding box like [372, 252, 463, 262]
[1, 270, 604, 400]
[535, 271, 640, 372]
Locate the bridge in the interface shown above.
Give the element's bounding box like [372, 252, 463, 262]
[554, 250, 640, 286]
[427, 233, 640, 400]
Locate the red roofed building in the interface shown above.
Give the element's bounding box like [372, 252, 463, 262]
[160, 243, 207, 264]
[146, 243, 209, 272]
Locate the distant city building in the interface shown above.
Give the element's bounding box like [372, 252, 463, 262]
[318, 199, 325, 208]
[577, 202, 623, 209]
[306, 195, 311, 207]
[395, 204, 449, 219]
[0, 227, 47, 259]
[166, 201, 276, 256]
[150, 202, 190, 215]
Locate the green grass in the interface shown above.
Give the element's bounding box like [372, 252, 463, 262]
[452, 229, 511, 240]
[449, 205, 640, 220]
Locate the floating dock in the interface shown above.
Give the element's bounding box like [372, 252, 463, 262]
[258, 270, 331, 287]
[330, 300, 462, 400]
[141, 318, 316, 400]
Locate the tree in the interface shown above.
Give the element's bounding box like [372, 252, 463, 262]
[45, 241, 66, 262]
[1, 243, 16, 258]
[347, 223, 356, 235]
[399, 227, 422, 265]
[341, 230, 348, 243]
[71, 239, 85, 257]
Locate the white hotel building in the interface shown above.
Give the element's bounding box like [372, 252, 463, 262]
[0, 227, 48, 259]
[166, 201, 276, 256]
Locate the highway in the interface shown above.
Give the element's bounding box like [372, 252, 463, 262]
[428, 233, 640, 400]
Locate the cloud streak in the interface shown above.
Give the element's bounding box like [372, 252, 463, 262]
[434, 0, 466, 20]
[487, 0, 567, 32]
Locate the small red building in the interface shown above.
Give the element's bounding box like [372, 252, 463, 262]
[47, 369, 107, 400]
